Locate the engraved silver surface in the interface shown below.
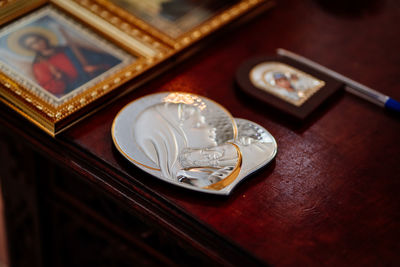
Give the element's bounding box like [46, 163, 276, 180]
[233, 118, 277, 180]
[112, 92, 277, 195]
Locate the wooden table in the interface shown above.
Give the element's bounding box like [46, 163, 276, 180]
[1, 0, 400, 266]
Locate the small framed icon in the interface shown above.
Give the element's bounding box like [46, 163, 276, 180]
[236, 55, 343, 119]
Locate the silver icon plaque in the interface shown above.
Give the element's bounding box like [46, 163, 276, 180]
[112, 92, 277, 195]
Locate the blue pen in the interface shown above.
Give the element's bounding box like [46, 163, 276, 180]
[277, 48, 400, 113]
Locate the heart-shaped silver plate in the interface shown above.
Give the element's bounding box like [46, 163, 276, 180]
[112, 92, 277, 195]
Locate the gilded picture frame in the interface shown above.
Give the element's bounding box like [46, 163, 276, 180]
[63, 0, 274, 50]
[0, 3, 164, 136]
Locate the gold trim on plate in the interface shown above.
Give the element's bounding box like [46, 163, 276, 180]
[203, 142, 242, 191]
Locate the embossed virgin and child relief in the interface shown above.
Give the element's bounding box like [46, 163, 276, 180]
[112, 92, 277, 195]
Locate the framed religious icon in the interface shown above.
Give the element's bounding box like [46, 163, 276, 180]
[57, 0, 275, 49]
[236, 55, 343, 119]
[0, 3, 166, 136]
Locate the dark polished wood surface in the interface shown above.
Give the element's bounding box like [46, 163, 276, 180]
[2, 0, 400, 266]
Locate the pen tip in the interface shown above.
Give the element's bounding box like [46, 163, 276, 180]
[385, 98, 400, 113]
